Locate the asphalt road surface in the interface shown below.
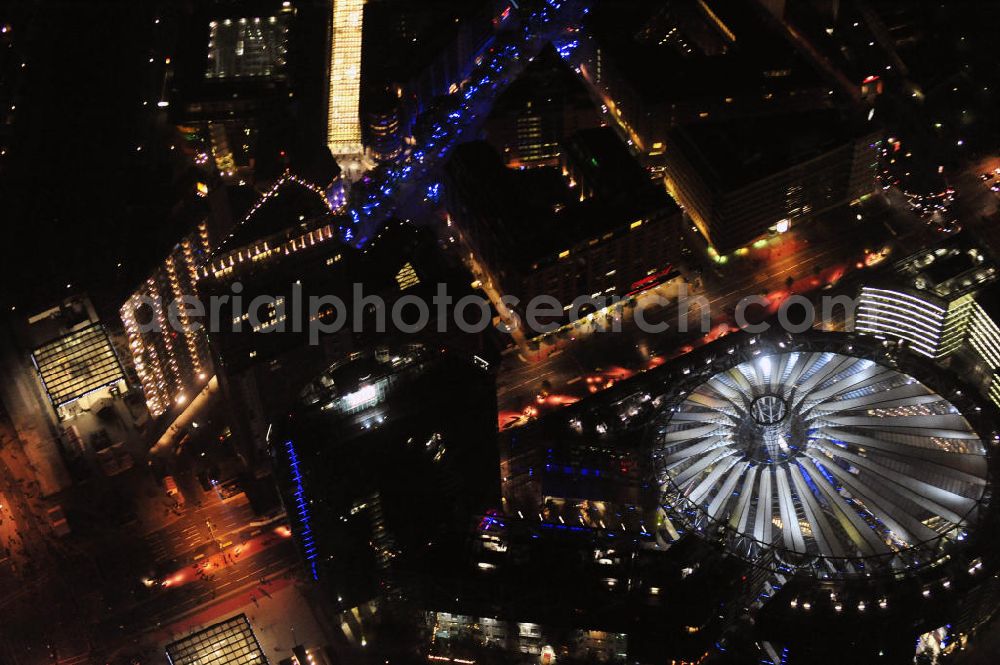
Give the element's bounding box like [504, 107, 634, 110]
[496, 189, 933, 420]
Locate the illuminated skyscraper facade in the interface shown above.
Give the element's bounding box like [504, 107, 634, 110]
[968, 298, 1000, 408]
[856, 239, 997, 360]
[206, 14, 291, 81]
[121, 172, 342, 418]
[120, 225, 214, 417]
[367, 106, 402, 163]
[856, 238, 1000, 409]
[663, 111, 881, 254]
[327, 0, 364, 167]
[855, 286, 963, 359]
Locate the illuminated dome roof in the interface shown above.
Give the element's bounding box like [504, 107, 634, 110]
[654, 351, 989, 577]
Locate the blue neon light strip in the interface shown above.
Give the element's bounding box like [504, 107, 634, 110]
[285, 439, 319, 581]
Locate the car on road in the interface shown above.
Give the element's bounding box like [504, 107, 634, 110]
[47, 505, 71, 537]
[934, 221, 962, 234]
[863, 245, 892, 267]
[216, 480, 243, 503]
[163, 475, 184, 506]
[501, 414, 529, 431]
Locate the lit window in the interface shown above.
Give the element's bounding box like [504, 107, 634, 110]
[395, 262, 420, 290]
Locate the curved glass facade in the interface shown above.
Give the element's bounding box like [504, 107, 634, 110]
[856, 287, 946, 358]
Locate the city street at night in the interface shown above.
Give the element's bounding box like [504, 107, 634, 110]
[2, 1, 1000, 664]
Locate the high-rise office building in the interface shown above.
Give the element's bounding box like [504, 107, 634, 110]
[120, 224, 214, 417]
[967, 292, 1000, 408]
[271, 344, 500, 603]
[445, 129, 681, 332]
[969, 294, 1000, 406]
[206, 15, 290, 81]
[856, 236, 997, 359]
[663, 109, 882, 254]
[856, 236, 1000, 411]
[856, 286, 968, 360]
[366, 97, 403, 163]
[121, 170, 342, 418]
[327, 0, 365, 174]
[170, 1, 303, 181]
[199, 216, 483, 463]
[483, 45, 601, 169]
[568, 0, 840, 171]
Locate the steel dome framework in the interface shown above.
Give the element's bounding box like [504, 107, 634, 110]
[654, 344, 992, 578]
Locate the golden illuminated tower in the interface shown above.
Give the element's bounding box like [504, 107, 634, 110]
[327, 0, 365, 176]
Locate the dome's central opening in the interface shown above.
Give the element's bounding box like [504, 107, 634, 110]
[750, 394, 788, 426]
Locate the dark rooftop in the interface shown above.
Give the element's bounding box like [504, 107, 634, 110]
[585, 0, 828, 105]
[564, 127, 661, 203]
[488, 43, 597, 116]
[212, 175, 332, 254]
[508, 165, 576, 211]
[669, 108, 873, 188]
[276, 345, 500, 604]
[922, 250, 978, 286]
[892, 233, 999, 299]
[361, 0, 493, 100]
[447, 130, 677, 266]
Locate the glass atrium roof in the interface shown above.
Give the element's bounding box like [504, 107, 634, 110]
[654, 351, 989, 577]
